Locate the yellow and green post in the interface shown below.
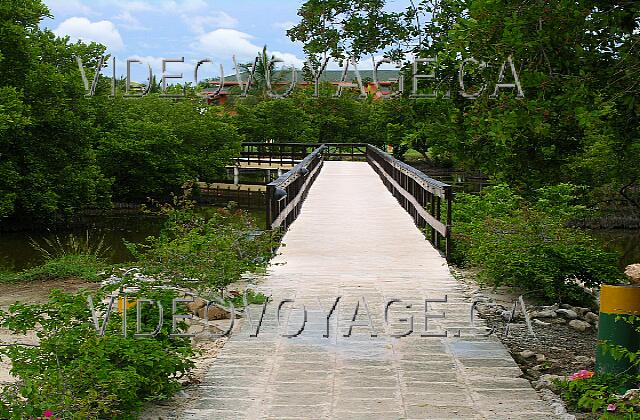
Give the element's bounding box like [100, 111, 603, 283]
[596, 285, 640, 374]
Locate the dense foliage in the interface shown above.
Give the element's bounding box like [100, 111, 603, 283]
[452, 184, 625, 302]
[558, 315, 640, 418]
[290, 0, 640, 208]
[128, 203, 278, 296]
[0, 287, 195, 418]
[0, 1, 242, 226]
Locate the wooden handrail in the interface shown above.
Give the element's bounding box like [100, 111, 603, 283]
[256, 142, 452, 259]
[265, 145, 326, 229]
[365, 144, 453, 259]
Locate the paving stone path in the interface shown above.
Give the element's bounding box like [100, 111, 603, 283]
[179, 161, 557, 419]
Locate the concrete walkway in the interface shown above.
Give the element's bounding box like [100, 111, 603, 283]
[180, 161, 556, 419]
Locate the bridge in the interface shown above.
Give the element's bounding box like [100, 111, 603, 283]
[179, 144, 557, 419]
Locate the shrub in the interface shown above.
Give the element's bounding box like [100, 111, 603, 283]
[452, 183, 625, 302]
[0, 286, 195, 419]
[127, 205, 279, 296]
[0, 254, 104, 284]
[557, 372, 639, 417]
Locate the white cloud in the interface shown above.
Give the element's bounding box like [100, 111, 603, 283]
[187, 12, 238, 33]
[273, 21, 296, 31]
[123, 55, 196, 82]
[193, 29, 305, 69]
[271, 51, 305, 69]
[194, 29, 262, 61]
[54, 17, 124, 51]
[45, 0, 93, 17]
[114, 10, 149, 31]
[161, 0, 208, 13]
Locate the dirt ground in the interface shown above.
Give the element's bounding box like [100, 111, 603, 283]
[0, 278, 100, 385]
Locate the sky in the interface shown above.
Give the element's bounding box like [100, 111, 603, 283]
[42, 0, 412, 84]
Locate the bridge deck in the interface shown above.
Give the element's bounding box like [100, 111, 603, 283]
[180, 161, 555, 419]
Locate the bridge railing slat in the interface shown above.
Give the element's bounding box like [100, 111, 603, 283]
[253, 142, 452, 260]
[365, 145, 453, 260]
[265, 145, 326, 230]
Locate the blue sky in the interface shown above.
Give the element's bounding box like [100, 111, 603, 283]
[43, 0, 412, 83]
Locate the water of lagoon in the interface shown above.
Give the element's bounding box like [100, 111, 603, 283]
[0, 206, 265, 272]
[1, 166, 638, 271]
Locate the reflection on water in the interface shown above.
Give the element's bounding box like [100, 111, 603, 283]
[0, 206, 264, 271]
[591, 229, 640, 269]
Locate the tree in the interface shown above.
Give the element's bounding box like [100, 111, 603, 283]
[0, 0, 112, 224]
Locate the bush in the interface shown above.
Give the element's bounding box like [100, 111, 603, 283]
[452, 183, 625, 302]
[0, 286, 195, 418]
[127, 205, 278, 296]
[557, 372, 639, 417]
[0, 254, 105, 284]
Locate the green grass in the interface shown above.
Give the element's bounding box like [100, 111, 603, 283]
[402, 148, 426, 163]
[0, 254, 105, 283]
[226, 290, 268, 308]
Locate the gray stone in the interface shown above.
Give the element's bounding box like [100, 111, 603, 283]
[535, 353, 546, 362]
[620, 388, 640, 401]
[569, 319, 591, 332]
[519, 350, 535, 359]
[584, 311, 599, 324]
[533, 319, 550, 326]
[501, 310, 513, 321]
[534, 374, 565, 392]
[574, 307, 590, 317]
[574, 355, 592, 364]
[625, 263, 640, 285]
[556, 308, 578, 319]
[531, 309, 557, 319]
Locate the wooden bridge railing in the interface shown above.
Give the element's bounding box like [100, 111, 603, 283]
[239, 142, 366, 165]
[256, 142, 452, 259]
[266, 145, 326, 229]
[366, 144, 452, 259]
[241, 142, 315, 166]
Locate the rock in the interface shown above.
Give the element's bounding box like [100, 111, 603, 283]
[624, 264, 640, 285]
[584, 311, 599, 324]
[575, 355, 591, 364]
[534, 374, 565, 392]
[620, 388, 640, 401]
[531, 309, 557, 319]
[552, 317, 567, 324]
[197, 303, 232, 320]
[519, 350, 536, 359]
[574, 307, 590, 317]
[501, 310, 513, 321]
[569, 319, 591, 332]
[533, 319, 550, 326]
[535, 353, 547, 362]
[560, 303, 573, 310]
[187, 297, 207, 314]
[556, 309, 578, 319]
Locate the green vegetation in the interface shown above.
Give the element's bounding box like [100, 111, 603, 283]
[127, 203, 279, 297]
[452, 184, 625, 303]
[0, 287, 195, 418]
[0, 232, 109, 283]
[290, 0, 640, 207]
[0, 254, 104, 284]
[557, 372, 639, 417]
[557, 315, 640, 417]
[0, 206, 275, 417]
